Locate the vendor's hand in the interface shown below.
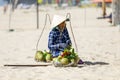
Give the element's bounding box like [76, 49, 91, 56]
[59, 43, 67, 49]
[66, 45, 72, 50]
[66, 40, 71, 45]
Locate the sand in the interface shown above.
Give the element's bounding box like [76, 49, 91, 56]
[0, 5, 120, 80]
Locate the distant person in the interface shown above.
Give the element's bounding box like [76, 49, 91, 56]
[3, 0, 9, 14]
[56, 0, 63, 7]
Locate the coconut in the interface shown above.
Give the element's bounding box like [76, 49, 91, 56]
[45, 54, 52, 62]
[35, 51, 43, 61]
[53, 58, 57, 62]
[60, 58, 69, 65]
[70, 59, 75, 63]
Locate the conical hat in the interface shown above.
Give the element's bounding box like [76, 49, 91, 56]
[51, 15, 67, 28]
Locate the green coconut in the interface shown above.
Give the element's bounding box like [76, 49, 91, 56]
[53, 58, 57, 62]
[35, 51, 43, 61]
[70, 59, 75, 63]
[60, 58, 69, 65]
[45, 54, 52, 62]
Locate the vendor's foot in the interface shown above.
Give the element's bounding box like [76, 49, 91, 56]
[78, 59, 84, 64]
[108, 19, 112, 23]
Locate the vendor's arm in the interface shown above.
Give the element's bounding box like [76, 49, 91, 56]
[48, 31, 60, 50]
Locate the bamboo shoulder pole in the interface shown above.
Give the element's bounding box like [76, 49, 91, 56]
[4, 63, 52, 67]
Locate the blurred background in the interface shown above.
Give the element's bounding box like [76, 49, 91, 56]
[0, 0, 112, 8]
[3, 0, 120, 33]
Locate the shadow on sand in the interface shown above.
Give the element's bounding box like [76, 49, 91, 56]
[77, 61, 109, 68]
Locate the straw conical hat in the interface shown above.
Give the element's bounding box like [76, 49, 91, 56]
[51, 15, 67, 28]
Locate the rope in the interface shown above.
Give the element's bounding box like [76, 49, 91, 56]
[36, 14, 51, 51]
[66, 13, 78, 52]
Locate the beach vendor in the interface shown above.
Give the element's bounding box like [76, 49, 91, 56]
[48, 15, 72, 57]
[48, 15, 84, 64]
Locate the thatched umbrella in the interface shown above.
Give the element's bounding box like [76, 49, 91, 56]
[102, 0, 106, 17]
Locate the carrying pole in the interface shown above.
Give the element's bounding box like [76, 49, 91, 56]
[4, 63, 52, 67]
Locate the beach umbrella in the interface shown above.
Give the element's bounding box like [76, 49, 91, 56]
[92, 0, 112, 3]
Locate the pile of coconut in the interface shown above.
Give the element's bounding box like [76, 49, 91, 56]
[35, 48, 80, 67]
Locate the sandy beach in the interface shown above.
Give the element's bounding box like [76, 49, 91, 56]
[0, 5, 120, 80]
